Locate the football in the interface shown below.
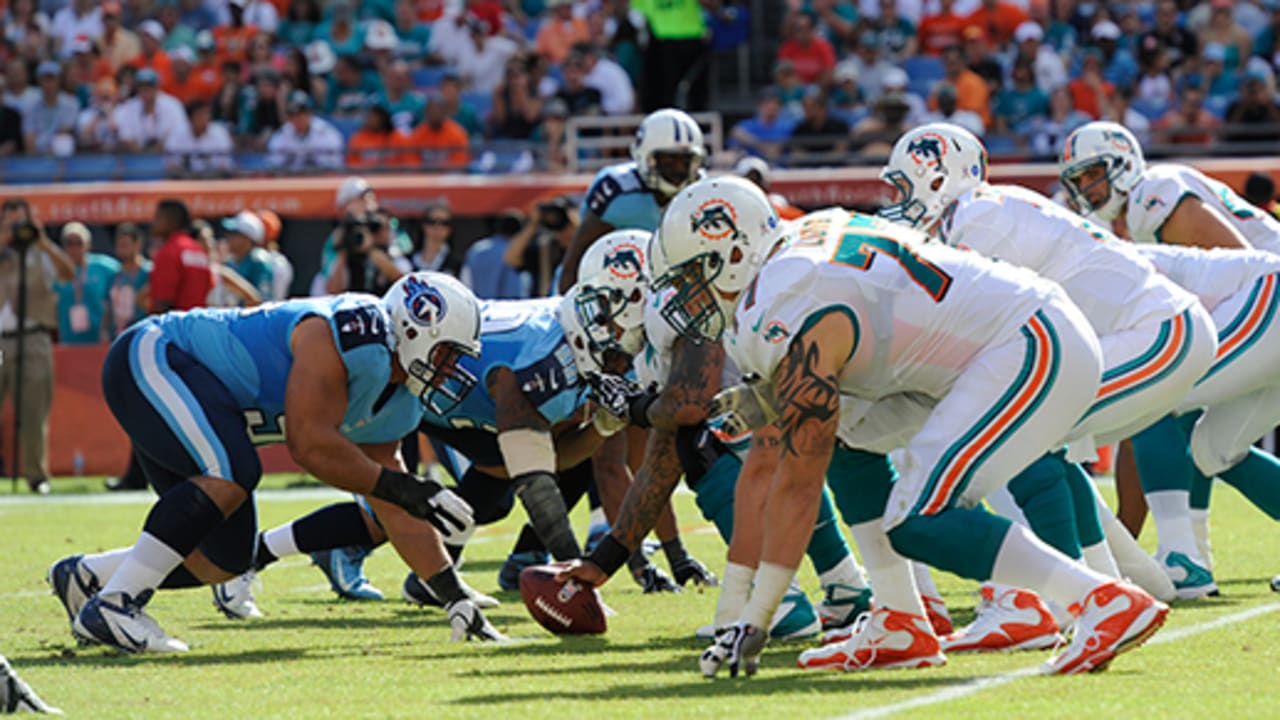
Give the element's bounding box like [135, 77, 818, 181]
[519, 565, 608, 635]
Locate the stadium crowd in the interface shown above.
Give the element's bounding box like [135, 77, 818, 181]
[3, 1, 1280, 175]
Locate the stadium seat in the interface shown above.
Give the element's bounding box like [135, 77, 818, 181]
[1132, 98, 1169, 121]
[1204, 94, 1231, 120]
[469, 147, 534, 174]
[984, 134, 1019, 157]
[0, 156, 61, 184]
[62, 155, 119, 183]
[902, 56, 945, 98]
[236, 152, 274, 174]
[119, 154, 168, 181]
[327, 115, 364, 141]
[412, 66, 449, 89]
[463, 91, 492, 121]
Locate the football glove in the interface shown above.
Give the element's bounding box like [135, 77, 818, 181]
[707, 381, 777, 438]
[446, 599, 510, 643]
[586, 372, 658, 428]
[671, 555, 719, 588]
[700, 623, 767, 678]
[633, 563, 682, 593]
[372, 469, 476, 545]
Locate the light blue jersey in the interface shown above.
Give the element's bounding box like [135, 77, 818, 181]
[582, 161, 664, 231]
[142, 294, 420, 446]
[421, 297, 587, 433]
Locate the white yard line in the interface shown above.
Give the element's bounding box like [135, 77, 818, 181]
[0, 487, 350, 508]
[835, 602, 1280, 720]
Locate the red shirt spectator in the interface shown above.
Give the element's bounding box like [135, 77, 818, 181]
[149, 200, 212, 312]
[919, 0, 969, 55]
[963, 0, 1029, 48]
[467, 0, 506, 35]
[1067, 50, 1114, 119]
[130, 21, 175, 87]
[776, 13, 837, 85]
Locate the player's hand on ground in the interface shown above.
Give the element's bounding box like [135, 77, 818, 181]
[553, 558, 609, 588]
[634, 563, 682, 593]
[447, 599, 510, 642]
[671, 555, 719, 588]
[700, 623, 767, 678]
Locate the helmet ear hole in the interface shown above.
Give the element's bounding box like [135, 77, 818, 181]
[729, 246, 744, 264]
[406, 327, 418, 340]
[929, 177, 944, 191]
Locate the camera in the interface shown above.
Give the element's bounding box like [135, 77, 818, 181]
[338, 215, 385, 253]
[537, 199, 571, 232]
[9, 221, 39, 250]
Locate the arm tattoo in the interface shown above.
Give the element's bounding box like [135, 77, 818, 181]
[774, 336, 840, 458]
[649, 337, 725, 429]
[611, 428, 683, 550]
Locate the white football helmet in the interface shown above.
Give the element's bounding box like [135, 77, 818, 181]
[879, 123, 988, 232]
[383, 272, 482, 414]
[559, 230, 652, 375]
[631, 108, 707, 198]
[1059, 121, 1146, 221]
[653, 175, 781, 343]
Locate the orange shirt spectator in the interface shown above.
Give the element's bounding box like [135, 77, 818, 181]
[1154, 89, 1220, 146]
[1067, 50, 1114, 119]
[213, 23, 258, 68]
[535, 0, 590, 65]
[938, 45, 991, 127]
[348, 106, 412, 167]
[163, 53, 221, 104]
[776, 13, 837, 85]
[415, 0, 448, 22]
[131, 20, 174, 86]
[918, 0, 969, 55]
[402, 99, 470, 168]
[963, 0, 1029, 48]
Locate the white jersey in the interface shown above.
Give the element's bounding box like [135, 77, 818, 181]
[1126, 164, 1280, 255]
[941, 183, 1194, 336]
[1135, 244, 1280, 311]
[728, 209, 1059, 401]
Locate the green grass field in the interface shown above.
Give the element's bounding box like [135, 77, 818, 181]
[2, 477, 1277, 719]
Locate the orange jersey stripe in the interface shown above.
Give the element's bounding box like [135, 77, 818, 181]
[1096, 313, 1187, 401]
[922, 316, 1055, 515]
[1217, 274, 1277, 360]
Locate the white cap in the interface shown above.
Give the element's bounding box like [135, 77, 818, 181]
[223, 211, 265, 245]
[306, 40, 337, 75]
[882, 66, 908, 89]
[364, 19, 398, 50]
[834, 59, 859, 83]
[1091, 20, 1121, 40]
[336, 176, 372, 208]
[170, 46, 195, 65]
[61, 221, 90, 243]
[734, 156, 770, 181]
[139, 19, 165, 42]
[1014, 21, 1043, 44]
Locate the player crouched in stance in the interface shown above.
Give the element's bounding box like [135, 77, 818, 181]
[635, 177, 1166, 677]
[48, 272, 496, 652]
[226, 231, 671, 618]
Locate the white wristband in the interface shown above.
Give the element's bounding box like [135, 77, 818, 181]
[741, 562, 796, 630]
[497, 428, 556, 478]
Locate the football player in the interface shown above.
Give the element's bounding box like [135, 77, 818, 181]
[875, 123, 1212, 643]
[639, 177, 1166, 676]
[49, 273, 498, 652]
[1060, 121, 1280, 591]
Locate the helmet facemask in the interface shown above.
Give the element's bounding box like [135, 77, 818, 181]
[1062, 157, 1126, 221]
[655, 251, 728, 344]
[572, 282, 646, 370]
[878, 169, 933, 229]
[644, 149, 705, 198]
[404, 338, 479, 416]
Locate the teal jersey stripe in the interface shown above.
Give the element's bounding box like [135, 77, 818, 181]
[1084, 309, 1193, 419]
[1201, 275, 1279, 383]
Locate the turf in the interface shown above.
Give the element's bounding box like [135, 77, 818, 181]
[2, 478, 1277, 719]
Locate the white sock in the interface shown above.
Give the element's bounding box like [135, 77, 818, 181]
[817, 555, 869, 590]
[984, 483, 1028, 525]
[262, 525, 301, 560]
[1100, 506, 1178, 602]
[911, 561, 941, 599]
[589, 506, 607, 527]
[1189, 508, 1212, 569]
[989, 523, 1107, 610]
[81, 548, 131, 584]
[1146, 490, 1203, 562]
[1081, 541, 1121, 578]
[849, 520, 926, 616]
[1045, 598, 1074, 628]
[99, 533, 185, 598]
[714, 562, 754, 629]
[741, 562, 794, 629]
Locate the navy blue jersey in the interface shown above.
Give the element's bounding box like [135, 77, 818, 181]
[581, 161, 664, 231]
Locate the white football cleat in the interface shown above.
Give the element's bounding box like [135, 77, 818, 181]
[1156, 550, 1219, 599]
[401, 571, 500, 609]
[941, 584, 1062, 653]
[73, 591, 189, 654]
[922, 594, 953, 636]
[1041, 580, 1168, 675]
[47, 555, 100, 639]
[212, 571, 264, 620]
[798, 607, 945, 672]
[816, 583, 873, 630]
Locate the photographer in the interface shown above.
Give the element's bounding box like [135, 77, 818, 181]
[500, 195, 579, 297]
[322, 210, 410, 295]
[0, 199, 75, 494]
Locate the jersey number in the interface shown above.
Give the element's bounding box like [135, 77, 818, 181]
[834, 232, 953, 302]
[244, 409, 286, 444]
